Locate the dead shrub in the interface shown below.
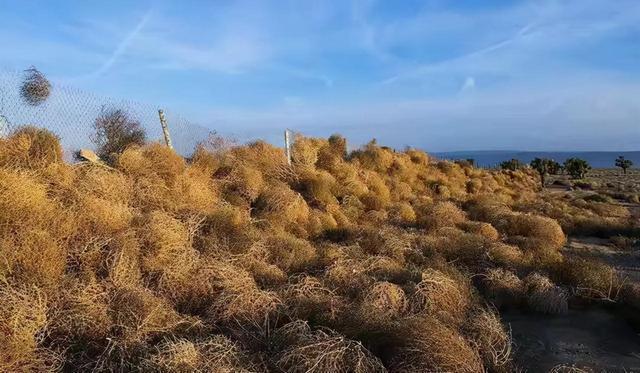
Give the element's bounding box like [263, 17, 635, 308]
[5, 229, 66, 291]
[77, 196, 133, 235]
[220, 164, 264, 204]
[325, 259, 373, 298]
[504, 213, 566, 251]
[50, 279, 111, 343]
[74, 165, 133, 204]
[138, 211, 199, 297]
[406, 148, 429, 165]
[388, 202, 416, 226]
[109, 286, 188, 344]
[350, 140, 394, 174]
[240, 255, 287, 287]
[358, 281, 408, 326]
[0, 169, 56, 230]
[283, 275, 347, 323]
[306, 209, 338, 238]
[559, 258, 620, 300]
[105, 233, 143, 289]
[117, 143, 185, 183]
[411, 268, 472, 324]
[464, 307, 513, 371]
[459, 221, 500, 241]
[143, 335, 258, 373]
[171, 167, 219, 215]
[0, 126, 62, 169]
[487, 243, 525, 268]
[363, 256, 412, 284]
[478, 268, 523, 308]
[93, 107, 146, 161]
[548, 364, 591, 373]
[417, 201, 466, 230]
[254, 181, 309, 230]
[198, 204, 251, 245]
[610, 235, 636, 250]
[274, 321, 386, 373]
[0, 286, 57, 372]
[415, 228, 488, 265]
[358, 227, 411, 263]
[297, 168, 338, 208]
[523, 273, 568, 315]
[205, 260, 281, 323]
[391, 316, 484, 373]
[20, 67, 51, 106]
[262, 233, 318, 273]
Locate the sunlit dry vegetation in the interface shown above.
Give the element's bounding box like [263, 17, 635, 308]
[0, 127, 638, 372]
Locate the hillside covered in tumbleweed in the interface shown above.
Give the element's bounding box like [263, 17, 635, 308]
[1, 126, 639, 372]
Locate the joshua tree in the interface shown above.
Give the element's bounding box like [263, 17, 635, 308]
[500, 158, 524, 171]
[615, 156, 633, 174]
[547, 160, 563, 175]
[20, 66, 51, 106]
[530, 158, 557, 187]
[92, 106, 146, 161]
[564, 157, 591, 179]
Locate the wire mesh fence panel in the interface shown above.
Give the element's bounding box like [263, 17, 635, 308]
[0, 68, 213, 158]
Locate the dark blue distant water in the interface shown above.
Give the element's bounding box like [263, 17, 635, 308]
[433, 151, 640, 169]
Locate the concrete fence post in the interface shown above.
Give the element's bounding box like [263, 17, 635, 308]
[158, 109, 173, 149]
[0, 115, 9, 138]
[284, 129, 292, 165]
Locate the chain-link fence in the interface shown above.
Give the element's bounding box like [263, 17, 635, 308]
[0, 68, 214, 158]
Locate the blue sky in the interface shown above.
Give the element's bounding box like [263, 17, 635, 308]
[1, 0, 639, 151]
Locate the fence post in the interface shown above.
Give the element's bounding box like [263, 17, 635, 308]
[0, 115, 9, 138]
[284, 129, 292, 165]
[158, 109, 173, 149]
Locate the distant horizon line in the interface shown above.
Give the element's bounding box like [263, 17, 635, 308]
[432, 149, 640, 154]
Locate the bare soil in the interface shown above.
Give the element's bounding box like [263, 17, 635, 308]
[504, 307, 640, 372]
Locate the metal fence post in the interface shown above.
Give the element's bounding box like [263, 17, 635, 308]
[284, 129, 292, 165]
[158, 109, 173, 149]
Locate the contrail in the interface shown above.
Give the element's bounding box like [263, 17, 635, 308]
[90, 9, 153, 77]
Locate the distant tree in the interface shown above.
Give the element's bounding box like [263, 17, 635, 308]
[615, 156, 633, 174]
[564, 157, 591, 179]
[455, 159, 474, 168]
[500, 158, 524, 171]
[92, 106, 146, 161]
[547, 160, 563, 175]
[530, 158, 556, 187]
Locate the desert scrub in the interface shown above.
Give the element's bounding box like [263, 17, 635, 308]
[391, 316, 483, 373]
[274, 321, 386, 373]
[0, 130, 571, 370]
[523, 273, 568, 314]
